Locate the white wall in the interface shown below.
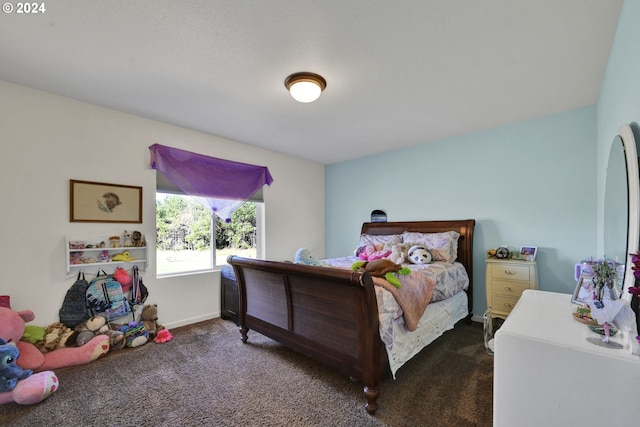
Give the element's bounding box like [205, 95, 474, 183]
[0, 81, 325, 328]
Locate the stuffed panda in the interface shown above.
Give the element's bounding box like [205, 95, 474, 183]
[407, 245, 433, 265]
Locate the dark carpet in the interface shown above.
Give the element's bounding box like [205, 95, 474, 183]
[0, 318, 493, 426]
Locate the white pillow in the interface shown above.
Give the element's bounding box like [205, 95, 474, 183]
[402, 231, 460, 263]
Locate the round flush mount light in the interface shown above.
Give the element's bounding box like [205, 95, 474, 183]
[284, 72, 326, 103]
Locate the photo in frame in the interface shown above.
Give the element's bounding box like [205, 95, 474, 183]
[571, 276, 595, 305]
[519, 246, 537, 261]
[70, 179, 142, 223]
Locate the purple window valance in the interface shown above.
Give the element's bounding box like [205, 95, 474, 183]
[149, 144, 274, 222]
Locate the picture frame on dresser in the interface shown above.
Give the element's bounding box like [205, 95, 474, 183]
[519, 246, 537, 261]
[70, 179, 143, 223]
[571, 276, 594, 305]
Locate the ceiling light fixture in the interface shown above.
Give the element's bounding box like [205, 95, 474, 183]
[284, 72, 326, 103]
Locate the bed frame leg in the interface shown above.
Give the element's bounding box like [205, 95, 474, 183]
[364, 386, 379, 415]
[240, 326, 249, 343]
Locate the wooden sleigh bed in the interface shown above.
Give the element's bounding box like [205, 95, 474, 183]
[227, 219, 475, 414]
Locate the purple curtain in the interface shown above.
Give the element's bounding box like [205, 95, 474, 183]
[149, 144, 274, 222]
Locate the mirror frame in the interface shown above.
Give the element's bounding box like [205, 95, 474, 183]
[617, 124, 639, 302]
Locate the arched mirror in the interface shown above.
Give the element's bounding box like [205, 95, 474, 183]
[603, 124, 640, 302]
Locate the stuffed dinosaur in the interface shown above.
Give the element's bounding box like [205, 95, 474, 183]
[352, 259, 411, 288]
[0, 338, 32, 392]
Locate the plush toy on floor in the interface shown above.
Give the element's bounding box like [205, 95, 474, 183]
[0, 307, 110, 373]
[154, 329, 173, 344]
[0, 337, 58, 405]
[140, 304, 165, 339]
[0, 338, 32, 392]
[119, 322, 149, 348]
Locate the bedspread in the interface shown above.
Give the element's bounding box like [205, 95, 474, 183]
[325, 256, 437, 331]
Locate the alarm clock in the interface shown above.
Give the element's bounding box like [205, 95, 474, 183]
[495, 246, 510, 259]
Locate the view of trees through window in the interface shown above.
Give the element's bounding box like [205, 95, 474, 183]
[156, 194, 257, 275]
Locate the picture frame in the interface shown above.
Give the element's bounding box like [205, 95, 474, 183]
[519, 246, 537, 261]
[572, 276, 594, 305]
[70, 179, 142, 223]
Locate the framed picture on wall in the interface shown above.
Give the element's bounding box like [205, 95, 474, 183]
[70, 179, 142, 223]
[519, 246, 537, 261]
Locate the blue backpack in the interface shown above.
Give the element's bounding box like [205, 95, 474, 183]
[86, 270, 131, 322]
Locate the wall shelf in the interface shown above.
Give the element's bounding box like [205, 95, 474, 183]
[66, 235, 147, 278]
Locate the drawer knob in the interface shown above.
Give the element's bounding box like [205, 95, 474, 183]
[504, 286, 515, 292]
[504, 302, 515, 308]
[504, 269, 516, 275]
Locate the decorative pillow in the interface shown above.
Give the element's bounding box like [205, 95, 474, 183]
[402, 231, 460, 263]
[355, 234, 402, 254]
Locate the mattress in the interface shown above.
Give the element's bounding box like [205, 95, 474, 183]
[324, 256, 470, 377]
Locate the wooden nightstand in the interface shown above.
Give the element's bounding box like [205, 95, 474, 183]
[486, 259, 537, 320]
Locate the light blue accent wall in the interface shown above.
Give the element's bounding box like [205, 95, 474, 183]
[597, 0, 640, 253]
[326, 107, 597, 317]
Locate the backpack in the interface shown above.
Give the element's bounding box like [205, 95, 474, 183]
[59, 271, 91, 328]
[86, 270, 131, 322]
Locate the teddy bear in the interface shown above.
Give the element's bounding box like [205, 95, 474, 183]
[0, 338, 32, 392]
[0, 306, 110, 373]
[140, 304, 165, 339]
[386, 243, 413, 265]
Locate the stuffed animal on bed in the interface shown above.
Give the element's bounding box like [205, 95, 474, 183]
[407, 245, 433, 265]
[352, 259, 411, 288]
[356, 244, 391, 261]
[294, 248, 329, 266]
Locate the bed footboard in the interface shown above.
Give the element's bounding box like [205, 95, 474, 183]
[227, 256, 384, 414]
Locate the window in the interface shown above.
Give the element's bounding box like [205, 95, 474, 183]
[155, 183, 263, 276]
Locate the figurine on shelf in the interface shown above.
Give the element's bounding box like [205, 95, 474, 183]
[109, 236, 120, 248]
[111, 251, 133, 262]
[98, 250, 111, 262]
[69, 252, 82, 265]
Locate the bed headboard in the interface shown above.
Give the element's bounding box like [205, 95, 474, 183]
[361, 219, 476, 313]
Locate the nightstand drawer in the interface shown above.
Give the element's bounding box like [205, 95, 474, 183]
[491, 294, 519, 314]
[490, 264, 530, 281]
[491, 279, 530, 297]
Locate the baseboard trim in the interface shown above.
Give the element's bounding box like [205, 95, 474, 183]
[165, 311, 219, 330]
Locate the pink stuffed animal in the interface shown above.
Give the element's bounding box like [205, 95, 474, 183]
[0, 307, 110, 373]
[357, 244, 391, 261]
[154, 329, 173, 344]
[0, 371, 59, 405]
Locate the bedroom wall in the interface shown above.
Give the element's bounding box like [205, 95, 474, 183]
[325, 106, 597, 318]
[0, 81, 325, 328]
[597, 0, 640, 252]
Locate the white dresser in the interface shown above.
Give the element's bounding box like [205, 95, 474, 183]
[494, 289, 640, 426]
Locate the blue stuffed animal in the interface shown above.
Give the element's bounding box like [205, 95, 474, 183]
[0, 338, 32, 392]
[294, 248, 329, 266]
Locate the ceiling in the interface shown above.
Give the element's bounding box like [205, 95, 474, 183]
[0, 1, 623, 165]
